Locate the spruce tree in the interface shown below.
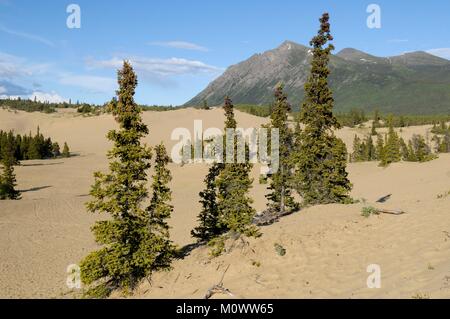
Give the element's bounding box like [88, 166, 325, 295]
[146, 143, 176, 269]
[191, 163, 224, 242]
[0, 140, 20, 200]
[380, 120, 401, 166]
[79, 61, 172, 297]
[293, 13, 352, 205]
[216, 97, 257, 237]
[62, 142, 70, 158]
[52, 142, 61, 158]
[202, 99, 210, 110]
[363, 135, 375, 161]
[266, 85, 298, 213]
[371, 122, 377, 136]
[399, 137, 409, 160]
[375, 133, 384, 161]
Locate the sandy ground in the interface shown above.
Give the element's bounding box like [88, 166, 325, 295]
[0, 107, 448, 298]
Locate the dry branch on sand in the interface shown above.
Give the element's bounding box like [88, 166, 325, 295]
[204, 265, 234, 299]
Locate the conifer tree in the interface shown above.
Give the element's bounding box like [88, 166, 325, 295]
[371, 122, 377, 136]
[191, 163, 224, 242]
[399, 137, 409, 160]
[380, 120, 401, 166]
[351, 135, 364, 162]
[146, 143, 176, 268]
[375, 133, 384, 161]
[216, 97, 257, 236]
[266, 85, 298, 213]
[437, 133, 450, 153]
[202, 99, 210, 110]
[293, 13, 352, 205]
[363, 135, 375, 161]
[79, 61, 172, 297]
[0, 140, 20, 200]
[52, 142, 61, 158]
[62, 142, 70, 158]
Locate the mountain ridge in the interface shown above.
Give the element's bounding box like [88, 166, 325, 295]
[185, 41, 450, 115]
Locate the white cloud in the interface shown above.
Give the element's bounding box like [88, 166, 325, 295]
[0, 86, 6, 94]
[59, 75, 117, 93]
[426, 48, 450, 60]
[30, 91, 66, 103]
[88, 56, 223, 78]
[0, 51, 51, 79]
[149, 41, 209, 52]
[0, 25, 55, 47]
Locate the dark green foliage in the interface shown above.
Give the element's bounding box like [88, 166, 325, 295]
[380, 120, 401, 166]
[0, 140, 20, 200]
[191, 163, 225, 242]
[0, 128, 64, 161]
[404, 134, 436, 162]
[79, 61, 174, 297]
[293, 13, 352, 205]
[216, 97, 258, 237]
[223, 96, 237, 129]
[350, 134, 378, 162]
[431, 121, 449, 134]
[265, 85, 298, 213]
[336, 108, 367, 127]
[202, 99, 210, 110]
[52, 142, 61, 157]
[234, 104, 272, 117]
[375, 134, 385, 161]
[371, 122, 377, 136]
[433, 133, 450, 153]
[146, 143, 176, 268]
[378, 114, 450, 128]
[353, 128, 438, 165]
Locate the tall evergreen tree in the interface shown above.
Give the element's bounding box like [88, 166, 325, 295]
[266, 85, 298, 213]
[191, 163, 224, 242]
[293, 13, 352, 205]
[375, 133, 384, 161]
[146, 143, 176, 269]
[380, 120, 401, 166]
[79, 61, 173, 297]
[216, 97, 257, 236]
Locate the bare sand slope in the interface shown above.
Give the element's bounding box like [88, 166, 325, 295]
[0, 108, 448, 298]
[135, 156, 450, 299]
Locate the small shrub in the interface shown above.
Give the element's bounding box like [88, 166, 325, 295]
[208, 235, 226, 257]
[274, 243, 286, 256]
[361, 206, 379, 218]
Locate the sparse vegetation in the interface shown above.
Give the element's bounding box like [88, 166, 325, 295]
[361, 206, 379, 218]
[274, 243, 286, 256]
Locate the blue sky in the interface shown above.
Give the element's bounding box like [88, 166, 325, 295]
[0, 0, 449, 105]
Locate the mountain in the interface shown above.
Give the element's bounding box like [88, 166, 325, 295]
[185, 41, 450, 115]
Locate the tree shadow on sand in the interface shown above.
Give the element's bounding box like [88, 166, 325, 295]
[19, 185, 52, 193]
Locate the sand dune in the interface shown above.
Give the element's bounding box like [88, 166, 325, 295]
[0, 108, 448, 298]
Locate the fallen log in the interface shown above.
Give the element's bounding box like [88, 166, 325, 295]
[377, 209, 406, 215]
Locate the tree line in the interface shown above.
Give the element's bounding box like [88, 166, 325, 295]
[350, 119, 449, 166]
[0, 128, 70, 199]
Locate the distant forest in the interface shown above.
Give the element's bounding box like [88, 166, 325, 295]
[1, 97, 448, 129]
[0, 97, 182, 114]
[0, 128, 70, 162]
